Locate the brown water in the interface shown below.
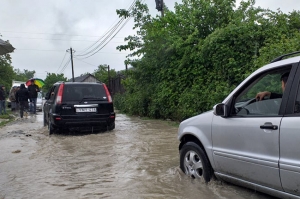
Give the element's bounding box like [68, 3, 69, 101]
[0, 112, 273, 199]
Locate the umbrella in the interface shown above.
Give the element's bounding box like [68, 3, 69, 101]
[26, 78, 45, 88]
[0, 38, 15, 55]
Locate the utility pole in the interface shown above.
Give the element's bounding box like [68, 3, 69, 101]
[161, 0, 164, 17]
[155, 0, 164, 17]
[66, 47, 75, 82]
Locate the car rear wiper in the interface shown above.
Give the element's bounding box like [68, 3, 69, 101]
[79, 97, 106, 103]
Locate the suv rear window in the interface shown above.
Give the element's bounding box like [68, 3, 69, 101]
[62, 84, 107, 101]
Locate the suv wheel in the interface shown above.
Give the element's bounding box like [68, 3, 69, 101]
[180, 142, 212, 182]
[48, 118, 55, 135]
[43, 113, 47, 127]
[107, 122, 115, 131]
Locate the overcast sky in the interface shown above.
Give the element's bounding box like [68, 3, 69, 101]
[0, 0, 298, 80]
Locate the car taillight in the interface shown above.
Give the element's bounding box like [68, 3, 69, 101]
[103, 84, 112, 103]
[56, 84, 64, 104]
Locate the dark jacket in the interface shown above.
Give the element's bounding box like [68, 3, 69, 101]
[16, 84, 29, 102]
[0, 86, 5, 100]
[28, 84, 40, 98]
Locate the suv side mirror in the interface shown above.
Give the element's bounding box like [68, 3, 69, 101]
[213, 103, 228, 117]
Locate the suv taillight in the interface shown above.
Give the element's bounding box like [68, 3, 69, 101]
[103, 84, 112, 103]
[56, 84, 64, 104]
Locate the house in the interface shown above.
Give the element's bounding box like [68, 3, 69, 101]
[69, 73, 101, 83]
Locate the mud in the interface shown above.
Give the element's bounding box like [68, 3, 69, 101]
[0, 112, 273, 199]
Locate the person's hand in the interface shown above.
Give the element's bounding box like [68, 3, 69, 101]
[256, 91, 271, 101]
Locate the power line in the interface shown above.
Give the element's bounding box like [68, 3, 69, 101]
[59, 58, 71, 74]
[79, 17, 132, 59]
[0, 30, 126, 38]
[2, 36, 127, 42]
[74, 57, 97, 67]
[76, 17, 127, 56]
[76, 0, 137, 57]
[15, 49, 128, 54]
[77, 17, 127, 54]
[56, 52, 67, 73]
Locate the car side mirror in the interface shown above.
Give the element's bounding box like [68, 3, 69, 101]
[213, 103, 228, 117]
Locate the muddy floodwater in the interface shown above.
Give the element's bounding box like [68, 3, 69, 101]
[0, 112, 273, 199]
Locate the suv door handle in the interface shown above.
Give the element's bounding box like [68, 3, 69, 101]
[260, 122, 278, 130]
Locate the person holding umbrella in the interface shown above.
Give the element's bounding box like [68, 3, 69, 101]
[28, 79, 40, 114]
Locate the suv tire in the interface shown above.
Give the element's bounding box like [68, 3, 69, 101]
[48, 118, 55, 135]
[43, 113, 47, 127]
[107, 122, 115, 131]
[180, 142, 212, 182]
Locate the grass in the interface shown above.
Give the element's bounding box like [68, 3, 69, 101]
[0, 108, 16, 127]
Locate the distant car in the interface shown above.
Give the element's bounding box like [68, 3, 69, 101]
[43, 82, 115, 135]
[177, 52, 300, 199]
[36, 92, 43, 111]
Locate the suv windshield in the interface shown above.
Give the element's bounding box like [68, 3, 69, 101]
[62, 84, 107, 101]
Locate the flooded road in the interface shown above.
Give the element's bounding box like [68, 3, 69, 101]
[0, 112, 273, 199]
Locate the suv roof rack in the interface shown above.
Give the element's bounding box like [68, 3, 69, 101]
[270, 51, 300, 63]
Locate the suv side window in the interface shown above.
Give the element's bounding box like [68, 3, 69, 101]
[233, 67, 291, 117]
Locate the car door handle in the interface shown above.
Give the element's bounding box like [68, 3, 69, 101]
[260, 122, 278, 130]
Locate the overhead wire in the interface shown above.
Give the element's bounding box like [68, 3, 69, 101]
[76, 17, 127, 56]
[75, 0, 138, 57]
[0, 30, 124, 37]
[59, 58, 71, 74]
[2, 36, 127, 43]
[56, 52, 67, 73]
[78, 17, 132, 59]
[74, 57, 97, 67]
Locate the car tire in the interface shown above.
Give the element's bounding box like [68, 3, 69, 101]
[43, 113, 47, 127]
[180, 142, 212, 182]
[48, 118, 55, 135]
[107, 122, 115, 131]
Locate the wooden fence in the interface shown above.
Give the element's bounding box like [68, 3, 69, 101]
[108, 74, 125, 96]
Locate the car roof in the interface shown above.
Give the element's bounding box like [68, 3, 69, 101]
[53, 82, 104, 86]
[255, 55, 300, 75]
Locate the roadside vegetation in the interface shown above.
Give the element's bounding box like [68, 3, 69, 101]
[113, 0, 300, 121]
[0, 110, 15, 127]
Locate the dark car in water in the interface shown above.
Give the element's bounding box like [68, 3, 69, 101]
[43, 82, 115, 135]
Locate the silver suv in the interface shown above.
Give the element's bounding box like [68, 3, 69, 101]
[178, 52, 300, 199]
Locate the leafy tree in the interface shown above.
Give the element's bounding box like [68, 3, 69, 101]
[43, 73, 67, 93]
[113, 0, 300, 121]
[13, 69, 35, 81]
[93, 64, 117, 85]
[0, 53, 14, 92]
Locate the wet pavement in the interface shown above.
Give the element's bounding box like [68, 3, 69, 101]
[0, 112, 273, 199]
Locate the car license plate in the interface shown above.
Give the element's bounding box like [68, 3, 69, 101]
[76, 108, 97, 112]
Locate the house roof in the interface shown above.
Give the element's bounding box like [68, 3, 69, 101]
[68, 73, 100, 82]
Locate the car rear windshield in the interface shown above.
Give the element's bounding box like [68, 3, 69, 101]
[62, 84, 107, 101]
